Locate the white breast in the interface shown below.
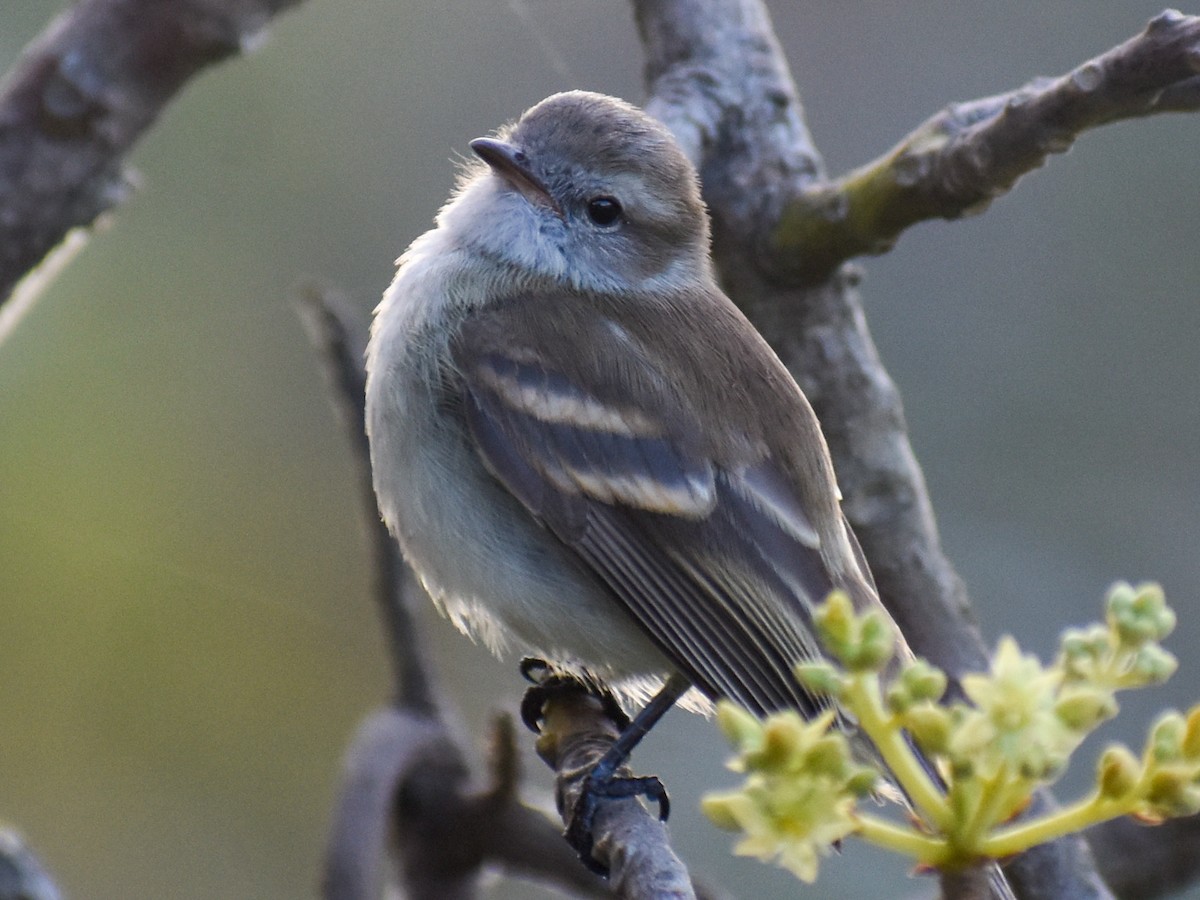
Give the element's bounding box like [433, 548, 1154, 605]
[364, 227, 670, 687]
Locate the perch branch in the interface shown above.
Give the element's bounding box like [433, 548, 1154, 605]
[770, 9, 1200, 285]
[1086, 814, 1200, 900]
[296, 286, 438, 714]
[534, 683, 697, 900]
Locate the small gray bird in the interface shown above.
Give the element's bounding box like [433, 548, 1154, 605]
[365, 91, 1010, 893]
[366, 90, 886, 718]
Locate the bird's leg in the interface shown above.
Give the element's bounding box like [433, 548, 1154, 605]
[521, 660, 690, 874]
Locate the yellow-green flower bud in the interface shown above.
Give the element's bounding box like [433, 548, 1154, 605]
[1131, 645, 1178, 685]
[1059, 624, 1113, 682]
[1055, 686, 1118, 731]
[717, 701, 764, 751]
[1182, 706, 1200, 761]
[807, 735, 850, 777]
[903, 704, 952, 755]
[1145, 768, 1192, 813]
[950, 755, 975, 780]
[1175, 786, 1200, 817]
[851, 615, 895, 672]
[1097, 744, 1141, 800]
[885, 683, 913, 715]
[845, 768, 881, 798]
[815, 591, 856, 658]
[757, 715, 811, 773]
[1019, 751, 1069, 781]
[1151, 712, 1187, 763]
[1132, 582, 1175, 639]
[701, 792, 745, 832]
[1108, 581, 1175, 646]
[794, 662, 845, 698]
[903, 659, 948, 703]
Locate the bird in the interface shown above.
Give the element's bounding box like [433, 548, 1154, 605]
[364, 90, 1010, 895]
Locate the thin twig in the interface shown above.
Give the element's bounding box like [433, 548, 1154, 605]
[0, 828, 62, 900]
[296, 285, 438, 715]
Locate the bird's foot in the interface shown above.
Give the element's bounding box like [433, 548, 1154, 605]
[520, 658, 672, 875]
[518, 657, 630, 734]
[566, 765, 670, 874]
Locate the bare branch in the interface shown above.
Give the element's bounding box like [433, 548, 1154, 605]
[0, 0, 304, 307]
[320, 696, 616, 900]
[322, 708, 467, 900]
[0, 828, 61, 900]
[635, 1, 1119, 898]
[1086, 814, 1200, 900]
[770, 9, 1200, 284]
[296, 286, 439, 715]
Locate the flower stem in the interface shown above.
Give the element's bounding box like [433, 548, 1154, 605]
[856, 813, 949, 865]
[981, 792, 1129, 858]
[844, 674, 951, 831]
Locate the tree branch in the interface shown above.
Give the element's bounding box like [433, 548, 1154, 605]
[769, 9, 1200, 285]
[0, 0, 304, 309]
[1087, 815, 1200, 900]
[0, 828, 61, 900]
[5, 1, 1193, 897]
[635, 1, 1122, 898]
[534, 684, 697, 900]
[296, 286, 439, 715]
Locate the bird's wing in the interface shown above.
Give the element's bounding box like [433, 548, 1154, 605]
[451, 290, 869, 716]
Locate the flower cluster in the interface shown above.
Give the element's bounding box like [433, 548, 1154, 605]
[704, 582, 1200, 880]
[702, 705, 877, 882]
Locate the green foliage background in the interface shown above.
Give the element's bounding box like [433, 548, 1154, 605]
[2, 2, 1198, 897]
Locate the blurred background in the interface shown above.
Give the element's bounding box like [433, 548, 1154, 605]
[2, 1, 1198, 897]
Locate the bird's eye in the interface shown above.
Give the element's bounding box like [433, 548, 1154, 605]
[586, 196, 622, 227]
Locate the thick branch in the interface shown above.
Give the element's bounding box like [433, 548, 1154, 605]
[770, 9, 1200, 284]
[1087, 815, 1200, 900]
[635, 1, 1115, 898]
[0, 0, 303, 307]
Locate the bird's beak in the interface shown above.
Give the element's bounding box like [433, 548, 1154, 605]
[469, 138, 563, 217]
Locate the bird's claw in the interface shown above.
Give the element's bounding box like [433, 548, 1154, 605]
[518, 657, 630, 735]
[566, 770, 671, 875]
